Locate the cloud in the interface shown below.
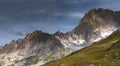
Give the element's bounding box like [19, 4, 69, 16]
[97, 0, 120, 11]
[4, 27, 26, 36]
[66, 12, 84, 19]
[0, 0, 120, 45]
[0, 0, 100, 21]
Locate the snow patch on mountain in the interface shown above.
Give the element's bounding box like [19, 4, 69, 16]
[72, 40, 86, 45]
[93, 27, 117, 42]
[0, 51, 25, 66]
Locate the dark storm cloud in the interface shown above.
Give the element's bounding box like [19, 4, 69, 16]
[0, 0, 120, 45]
[0, 0, 119, 29]
[0, 0, 100, 22]
[0, 0, 101, 36]
[0, 0, 119, 22]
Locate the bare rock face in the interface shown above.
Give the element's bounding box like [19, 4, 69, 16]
[72, 8, 120, 42]
[0, 8, 120, 66]
[0, 30, 64, 66]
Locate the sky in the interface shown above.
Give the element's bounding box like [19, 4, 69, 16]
[0, 0, 120, 45]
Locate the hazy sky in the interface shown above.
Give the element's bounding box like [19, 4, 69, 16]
[0, 0, 120, 45]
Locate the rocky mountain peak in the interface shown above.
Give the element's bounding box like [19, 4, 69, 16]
[88, 8, 113, 14]
[25, 30, 44, 38]
[33, 30, 43, 34]
[0, 8, 119, 66]
[54, 30, 64, 36]
[25, 30, 50, 42]
[72, 8, 119, 42]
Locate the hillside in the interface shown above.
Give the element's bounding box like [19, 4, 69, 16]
[43, 29, 120, 66]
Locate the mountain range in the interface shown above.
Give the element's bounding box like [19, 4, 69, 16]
[0, 8, 120, 66]
[43, 28, 120, 66]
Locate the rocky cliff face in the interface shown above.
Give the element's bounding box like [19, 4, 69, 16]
[72, 8, 119, 41]
[0, 8, 120, 66]
[0, 30, 64, 66]
[57, 8, 120, 54]
[43, 29, 120, 66]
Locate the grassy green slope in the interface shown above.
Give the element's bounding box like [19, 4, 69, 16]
[43, 29, 120, 66]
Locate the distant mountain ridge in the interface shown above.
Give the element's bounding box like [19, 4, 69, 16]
[0, 8, 120, 66]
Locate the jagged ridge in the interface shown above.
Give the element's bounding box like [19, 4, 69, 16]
[43, 29, 120, 66]
[0, 8, 120, 66]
